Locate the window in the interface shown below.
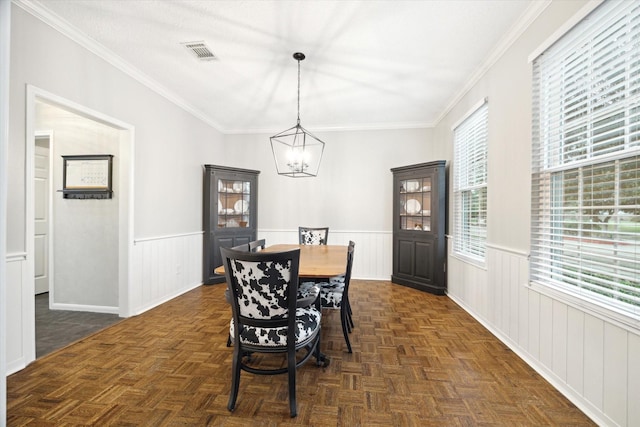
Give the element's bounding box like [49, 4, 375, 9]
[531, 0, 640, 316]
[453, 101, 488, 262]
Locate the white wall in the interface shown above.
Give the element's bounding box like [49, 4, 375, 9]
[36, 102, 120, 309]
[224, 128, 441, 231]
[8, 5, 226, 250]
[1, 0, 11, 420]
[223, 128, 441, 280]
[439, 1, 640, 426]
[6, 5, 225, 372]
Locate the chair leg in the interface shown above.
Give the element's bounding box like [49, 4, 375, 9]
[227, 346, 242, 411]
[314, 329, 322, 365]
[340, 305, 352, 353]
[287, 347, 297, 417]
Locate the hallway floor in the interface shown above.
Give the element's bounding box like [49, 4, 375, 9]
[35, 292, 121, 358]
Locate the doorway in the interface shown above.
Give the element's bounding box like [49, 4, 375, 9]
[32, 129, 123, 358]
[34, 133, 51, 296]
[25, 85, 135, 365]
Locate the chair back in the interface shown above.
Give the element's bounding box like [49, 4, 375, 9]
[344, 241, 355, 288]
[231, 242, 250, 252]
[221, 247, 300, 327]
[249, 238, 266, 252]
[298, 226, 329, 245]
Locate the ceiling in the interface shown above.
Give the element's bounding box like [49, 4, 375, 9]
[25, 0, 540, 133]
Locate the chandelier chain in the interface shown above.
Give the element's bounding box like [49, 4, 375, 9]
[297, 57, 301, 125]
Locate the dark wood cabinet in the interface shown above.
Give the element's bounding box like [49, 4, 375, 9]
[391, 161, 446, 295]
[203, 165, 259, 284]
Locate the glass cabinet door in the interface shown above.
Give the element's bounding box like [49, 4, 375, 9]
[217, 178, 251, 229]
[399, 177, 432, 231]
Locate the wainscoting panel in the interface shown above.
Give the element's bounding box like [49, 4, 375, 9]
[629, 333, 640, 424]
[131, 232, 203, 315]
[447, 240, 639, 426]
[6, 253, 33, 375]
[258, 229, 392, 281]
[551, 299, 568, 382]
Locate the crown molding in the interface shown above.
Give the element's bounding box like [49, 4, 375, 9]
[224, 120, 435, 135]
[434, 0, 552, 126]
[13, 0, 226, 133]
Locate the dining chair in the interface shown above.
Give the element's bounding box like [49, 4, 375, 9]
[249, 238, 266, 252]
[220, 246, 325, 418]
[318, 241, 355, 353]
[224, 242, 250, 346]
[231, 242, 250, 251]
[225, 239, 324, 348]
[298, 226, 329, 245]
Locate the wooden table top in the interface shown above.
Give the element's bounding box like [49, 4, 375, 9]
[214, 244, 348, 278]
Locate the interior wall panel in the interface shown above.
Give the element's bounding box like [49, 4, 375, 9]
[551, 300, 568, 381]
[603, 323, 628, 426]
[447, 245, 638, 425]
[584, 314, 605, 411]
[527, 290, 540, 360]
[510, 254, 524, 341]
[629, 333, 640, 425]
[566, 306, 585, 395]
[539, 294, 553, 368]
[517, 274, 530, 351]
[131, 232, 203, 315]
[6, 253, 30, 375]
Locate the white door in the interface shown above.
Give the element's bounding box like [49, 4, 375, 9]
[34, 136, 50, 295]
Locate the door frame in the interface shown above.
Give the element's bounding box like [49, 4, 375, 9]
[25, 85, 135, 362]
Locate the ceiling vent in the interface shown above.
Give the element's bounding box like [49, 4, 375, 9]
[182, 41, 216, 61]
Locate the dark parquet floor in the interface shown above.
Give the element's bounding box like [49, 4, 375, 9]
[9, 281, 595, 426]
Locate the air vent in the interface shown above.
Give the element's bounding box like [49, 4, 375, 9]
[182, 41, 216, 61]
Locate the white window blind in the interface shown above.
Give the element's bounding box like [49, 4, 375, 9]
[453, 102, 488, 261]
[532, 0, 640, 315]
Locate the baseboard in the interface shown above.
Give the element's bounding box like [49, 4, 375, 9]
[7, 357, 28, 376]
[49, 302, 119, 314]
[132, 281, 203, 316]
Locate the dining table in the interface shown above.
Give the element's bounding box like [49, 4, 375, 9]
[213, 244, 348, 278]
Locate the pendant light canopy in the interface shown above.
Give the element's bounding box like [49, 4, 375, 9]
[270, 52, 325, 178]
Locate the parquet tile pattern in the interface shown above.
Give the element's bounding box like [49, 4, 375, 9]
[8, 280, 595, 426]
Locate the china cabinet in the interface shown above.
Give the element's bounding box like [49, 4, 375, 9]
[391, 161, 446, 294]
[203, 165, 259, 284]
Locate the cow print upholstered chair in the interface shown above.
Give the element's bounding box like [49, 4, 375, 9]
[298, 226, 329, 245]
[220, 247, 325, 418]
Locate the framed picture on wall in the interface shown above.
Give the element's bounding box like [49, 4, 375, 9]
[61, 154, 113, 199]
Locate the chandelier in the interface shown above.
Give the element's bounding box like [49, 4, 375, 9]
[270, 52, 325, 178]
